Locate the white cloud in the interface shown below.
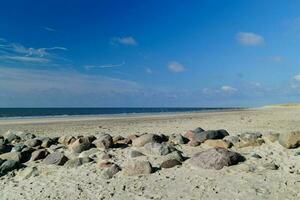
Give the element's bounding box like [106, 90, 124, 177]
[85, 61, 125, 70]
[168, 61, 186, 73]
[236, 32, 264, 46]
[146, 67, 153, 74]
[41, 26, 57, 32]
[111, 36, 137, 46]
[270, 56, 283, 63]
[0, 38, 67, 64]
[221, 85, 238, 93]
[293, 75, 300, 81]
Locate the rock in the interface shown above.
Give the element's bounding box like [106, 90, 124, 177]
[168, 133, 186, 145]
[49, 144, 66, 152]
[160, 151, 184, 162]
[203, 139, 230, 149]
[223, 135, 240, 145]
[263, 132, 279, 143]
[263, 163, 279, 170]
[93, 134, 113, 149]
[101, 164, 121, 179]
[160, 159, 181, 168]
[235, 132, 264, 148]
[294, 152, 300, 156]
[70, 137, 92, 153]
[16, 166, 39, 180]
[144, 142, 174, 156]
[11, 144, 27, 152]
[19, 132, 36, 141]
[78, 148, 100, 158]
[0, 160, 20, 175]
[58, 136, 76, 145]
[30, 149, 49, 161]
[0, 152, 22, 162]
[185, 129, 229, 144]
[187, 140, 200, 147]
[278, 131, 300, 149]
[65, 157, 92, 168]
[251, 153, 262, 159]
[41, 138, 55, 148]
[43, 152, 68, 165]
[4, 131, 20, 143]
[128, 150, 145, 158]
[98, 161, 114, 168]
[188, 147, 245, 170]
[132, 134, 162, 147]
[184, 127, 204, 141]
[113, 135, 125, 143]
[0, 140, 10, 154]
[123, 160, 152, 176]
[101, 153, 112, 160]
[24, 139, 42, 148]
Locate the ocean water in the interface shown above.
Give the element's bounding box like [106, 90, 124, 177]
[0, 107, 240, 118]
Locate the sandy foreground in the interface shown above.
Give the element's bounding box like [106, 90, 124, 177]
[0, 107, 300, 200]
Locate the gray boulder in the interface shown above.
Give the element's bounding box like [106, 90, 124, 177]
[43, 152, 68, 165]
[0, 152, 22, 162]
[132, 134, 162, 147]
[30, 149, 49, 161]
[70, 137, 92, 153]
[144, 142, 174, 156]
[65, 157, 92, 168]
[24, 139, 42, 147]
[189, 147, 244, 170]
[101, 164, 121, 179]
[93, 134, 113, 149]
[0, 160, 20, 175]
[122, 160, 152, 176]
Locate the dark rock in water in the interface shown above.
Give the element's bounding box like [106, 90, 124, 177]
[30, 149, 49, 161]
[70, 137, 92, 153]
[24, 139, 42, 148]
[93, 134, 113, 149]
[128, 150, 145, 158]
[144, 142, 174, 156]
[19, 132, 36, 141]
[65, 157, 92, 168]
[189, 147, 245, 170]
[279, 131, 300, 149]
[0, 160, 20, 175]
[0, 152, 22, 162]
[132, 134, 162, 147]
[160, 159, 181, 168]
[123, 160, 152, 176]
[11, 144, 27, 152]
[101, 164, 121, 179]
[43, 152, 68, 165]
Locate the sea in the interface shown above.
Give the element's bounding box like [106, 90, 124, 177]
[0, 107, 241, 119]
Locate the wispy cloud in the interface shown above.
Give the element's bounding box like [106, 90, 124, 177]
[236, 32, 264, 46]
[146, 67, 153, 74]
[221, 85, 238, 93]
[0, 38, 67, 64]
[269, 56, 283, 63]
[293, 75, 300, 81]
[84, 61, 125, 70]
[41, 26, 57, 32]
[168, 61, 186, 73]
[111, 36, 138, 46]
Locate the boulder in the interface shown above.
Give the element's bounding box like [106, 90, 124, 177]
[49, 144, 66, 152]
[0, 140, 10, 154]
[122, 160, 152, 176]
[19, 132, 36, 141]
[101, 164, 121, 179]
[65, 157, 92, 168]
[128, 150, 145, 158]
[93, 134, 113, 149]
[11, 144, 27, 152]
[78, 148, 100, 158]
[16, 166, 39, 180]
[70, 137, 92, 153]
[0, 160, 20, 175]
[58, 136, 76, 145]
[203, 139, 230, 149]
[24, 139, 42, 148]
[41, 138, 55, 148]
[168, 133, 187, 145]
[223, 135, 240, 146]
[160, 159, 181, 168]
[4, 131, 20, 143]
[234, 132, 265, 148]
[0, 152, 22, 162]
[144, 142, 174, 156]
[188, 147, 245, 170]
[132, 134, 162, 147]
[185, 129, 229, 144]
[43, 152, 68, 165]
[98, 161, 114, 168]
[279, 131, 300, 149]
[263, 132, 280, 143]
[30, 149, 49, 161]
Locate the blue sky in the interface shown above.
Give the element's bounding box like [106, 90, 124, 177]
[1, 0, 300, 107]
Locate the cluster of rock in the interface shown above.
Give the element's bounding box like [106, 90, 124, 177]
[1, 127, 300, 179]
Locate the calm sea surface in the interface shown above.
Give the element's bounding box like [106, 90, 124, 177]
[0, 107, 241, 118]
